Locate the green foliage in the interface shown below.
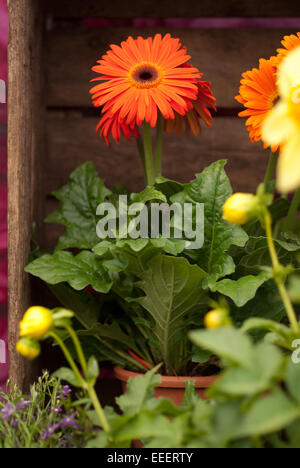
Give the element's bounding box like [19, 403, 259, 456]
[171, 160, 248, 287]
[45, 162, 111, 250]
[0, 372, 94, 448]
[85, 327, 300, 448]
[133, 255, 208, 374]
[25, 251, 113, 293]
[24, 161, 298, 376]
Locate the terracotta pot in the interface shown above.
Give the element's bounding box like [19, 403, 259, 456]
[114, 366, 216, 405]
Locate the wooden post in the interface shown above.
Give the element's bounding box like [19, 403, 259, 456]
[7, 0, 44, 389]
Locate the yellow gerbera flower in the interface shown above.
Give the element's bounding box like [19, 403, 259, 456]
[262, 46, 300, 193]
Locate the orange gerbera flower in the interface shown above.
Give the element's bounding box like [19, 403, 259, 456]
[235, 57, 279, 151]
[97, 109, 139, 145]
[90, 34, 201, 137]
[276, 32, 300, 65]
[165, 65, 216, 136]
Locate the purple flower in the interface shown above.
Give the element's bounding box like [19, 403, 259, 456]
[59, 385, 72, 400]
[1, 402, 14, 421]
[60, 414, 78, 430]
[16, 398, 30, 411]
[52, 407, 63, 414]
[41, 423, 60, 441]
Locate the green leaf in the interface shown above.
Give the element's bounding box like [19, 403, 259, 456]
[239, 236, 300, 272]
[113, 413, 174, 443]
[288, 275, 300, 303]
[171, 160, 248, 287]
[47, 283, 101, 329]
[211, 341, 282, 397]
[25, 250, 113, 293]
[230, 281, 285, 331]
[130, 186, 167, 204]
[87, 356, 99, 383]
[45, 162, 111, 250]
[116, 367, 162, 416]
[286, 360, 300, 405]
[77, 322, 142, 357]
[53, 368, 82, 388]
[190, 327, 254, 368]
[210, 271, 271, 307]
[154, 176, 183, 199]
[241, 317, 291, 339]
[237, 391, 300, 438]
[133, 255, 207, 373]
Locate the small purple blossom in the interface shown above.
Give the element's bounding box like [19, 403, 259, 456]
[59, 385, 72, 400]
[1, 402, 15, 421]
[41, 423, 60, 441]
[60, 414, 78, 430]
[52, 407, 63, 414]
[16, 398, 30, 411]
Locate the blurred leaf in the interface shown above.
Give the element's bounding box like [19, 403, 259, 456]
[116, 367, 161, 416]
[53, 368, 82, 388]
[190, 327, 254, 368]
[87, 356, 99, 383]
[237, 391, 299, 438]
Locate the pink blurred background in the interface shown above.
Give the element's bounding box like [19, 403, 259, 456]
[0, 0, 8, 390]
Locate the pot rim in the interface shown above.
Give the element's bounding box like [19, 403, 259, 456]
[114, 366, 216, 389]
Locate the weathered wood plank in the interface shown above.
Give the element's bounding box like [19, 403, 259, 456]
[7, 0, 44, 389]
[45, 0, 300, 18]
[46, 27, 295, 108]
[44, 113, 269, 250]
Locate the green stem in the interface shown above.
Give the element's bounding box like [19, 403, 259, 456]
[264, 213, 299, 333]
[285, 187, 300, 232]
[50, 331, 111, 434]
[66, 325, 88, 379]
[87, 384, 110, 433]
[264, 150, 278, 191]
[136, 137, 147, 184]
[143, 122, 155, 186]
[154, 113, 163, 178]
[49, 331, 85, 386]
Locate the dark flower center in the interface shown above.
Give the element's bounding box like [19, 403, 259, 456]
[133, 66, 159, 83]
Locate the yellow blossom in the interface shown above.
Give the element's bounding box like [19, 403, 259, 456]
[223, 193, 258, 225]
[16, 338, 41, 360]
[20, 306, 53, 340]
[262, 46, 300, 193]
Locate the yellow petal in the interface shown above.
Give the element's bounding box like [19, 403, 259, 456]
[262, 102, 296, 146]
[278, 47, 300, 99]
[277, 133, 300, 193]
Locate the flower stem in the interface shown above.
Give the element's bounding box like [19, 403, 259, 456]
[87, 384, 110, 433]
[264, 212, 299, 333]
[49, 331, 85, 386]
[65, 325, 88, 379]
[143, 122, 155, 186]
[285, 187, 300, 232]
[136, 136, 147, 184]
[154, 113, 163, 178]
[50, 330, 111, 434]
[264, 150, 278, 191]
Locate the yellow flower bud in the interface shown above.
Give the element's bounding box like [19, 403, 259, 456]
[223, 193, 258, 226]
[16, 338, 41, 360]
[20, 306, 53, 340]
[204, 309, 225, 329]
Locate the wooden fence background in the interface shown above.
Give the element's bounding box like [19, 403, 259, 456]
[7, 0, 300, 387]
